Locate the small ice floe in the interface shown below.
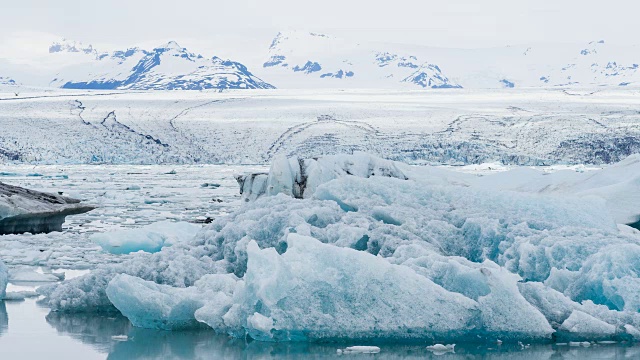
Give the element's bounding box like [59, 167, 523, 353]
[9, 269, 63, 283]
[337, 346, 381, 354]
[426, 344, 455, 354]
[569, 341, 591, 347]
[496, 339, 503, 345]
[2, 290, 39, 301]
[111, 335, 128, 341]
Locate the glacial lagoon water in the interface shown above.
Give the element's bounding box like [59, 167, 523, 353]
[2, 298, 640, 359]
[1, 164, 640, 359]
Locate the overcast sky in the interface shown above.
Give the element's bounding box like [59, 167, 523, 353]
[0, 0, 634, 54]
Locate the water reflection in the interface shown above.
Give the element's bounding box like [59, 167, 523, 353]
[45, 308, 640, 360]
[0, 301, 7, 336]
[46, 310, 132, 353]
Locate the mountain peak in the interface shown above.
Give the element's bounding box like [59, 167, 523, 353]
[57, 40, 274, 91]
[49, 38, 96, 55]
[161, 41, 183, 51]
[0, 76, 17, 86]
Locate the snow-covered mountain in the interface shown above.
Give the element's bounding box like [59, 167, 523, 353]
[0, 77, 17, 86]
[259, 32, 461, 89]
[48, 40, 275, 90]
[49, 38, 98, 56]
[253, 31, 640, 89]
[1, 32, 639, 90]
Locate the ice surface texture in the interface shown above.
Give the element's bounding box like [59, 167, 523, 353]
[43, 154, 640, 343]
[0, 181, 95, 235]
[91, 221, 201, 254]
[236, 153, 408, 201]
[3, 89, 640, 166]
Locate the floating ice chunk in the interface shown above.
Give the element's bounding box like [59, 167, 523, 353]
[236, 173, 268, 202]
[426, 344, 455, 354]
[2, 292, 26, 301]
[193, 274, 241, 331]
[9, 269, 62, 283]
[247, 313, 275, 335]
[569, 341, 591, 347]
[91, 221, 201, 254]
[567, 244, 640, 311]
[477, 267, 553, 340]
[0, 260, 7, 299]
[237, 153, 409, 201]
[560, 311, 616, 339]
[106, 274, 207, 330]
[2, 288, 38, 300]
[107, 272, 240, 331]
[339, 346, 381, 354]
[624, 324, 640, 339]
[41, 248, 219, 312]
[39, 154, 640, 344]
[221, 235, 479, 342]
[518, 280, 640, 341]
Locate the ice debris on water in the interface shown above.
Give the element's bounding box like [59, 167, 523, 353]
[426, 344, 455, 354]
[337, 346, 381, 354]
[3, 290, 39, 301]
[40, 154, 640, 344]
[9, 268, 64, 282]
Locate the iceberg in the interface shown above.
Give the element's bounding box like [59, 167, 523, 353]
[9, 268, 63, 283]
[559, 311, 616, 340]
[0, 181, 95, 235]
[207, 235, 479, 342]
[236, 153, 409, 201]
[41, 154, 640, 343]
[106, 274, 208, 330]
[91, 221, 201, 254]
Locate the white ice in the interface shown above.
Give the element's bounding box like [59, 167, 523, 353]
[38, 154, 640, 343]
[91, 221, 201, 254]
[426, 344, 455, 354]
[338, 346, 381, 354]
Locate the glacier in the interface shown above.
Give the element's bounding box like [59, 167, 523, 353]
[2, 88, 639, 166]
[39, 154, 640, 343]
